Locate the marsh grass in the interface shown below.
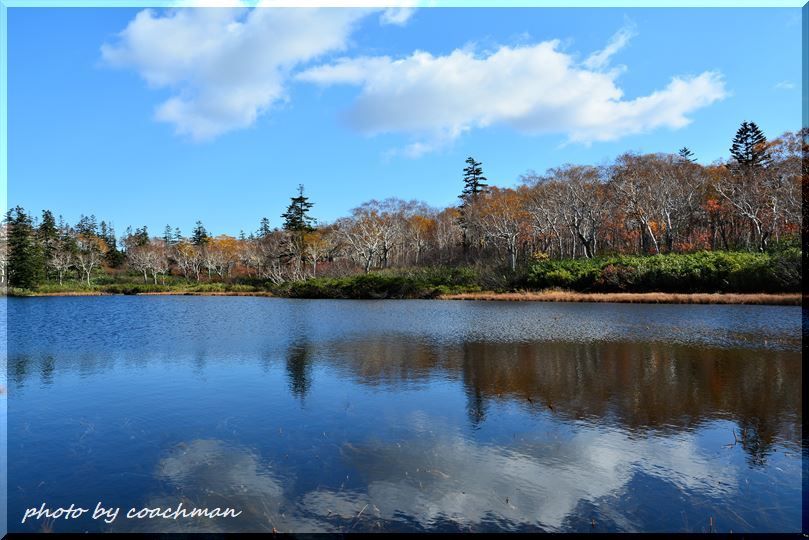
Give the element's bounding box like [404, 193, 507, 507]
[439, 290, 801, 305]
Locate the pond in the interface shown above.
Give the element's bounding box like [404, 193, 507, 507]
[3, 296, 804, 532]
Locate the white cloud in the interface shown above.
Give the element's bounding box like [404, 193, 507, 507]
[103, 11, 725, 151]
[774, 80, 795, 90]
[380, 7, 416, 26]
[583, 23, 636, 70]
[298, 35, 727, 153]
[306, 425, 738, 531]
[101, 6, 373, 140]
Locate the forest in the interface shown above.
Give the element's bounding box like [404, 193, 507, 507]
[2, 121, 804, 298]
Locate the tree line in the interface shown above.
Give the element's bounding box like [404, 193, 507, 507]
[1, 121, 804, 290]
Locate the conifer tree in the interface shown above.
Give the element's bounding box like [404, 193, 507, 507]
[191, 221, 209, 245]
[258, 217, 272, 238]
[76, 214, 98, 237]
[7, 206, 43, 289]
[163, 225, 174, 245]
[132, 226, 149, 246]
[458, 156, 489, 255]
[281, 185, 315, 232]
[729, 121, 770, 171]
[100, 221, 124, 267]
[678, 147, 696, 162]
[38, 210, 58, 279]
[459, 156, 489, 203]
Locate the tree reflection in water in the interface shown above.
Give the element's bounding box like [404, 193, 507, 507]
[323, 338, 801, 465]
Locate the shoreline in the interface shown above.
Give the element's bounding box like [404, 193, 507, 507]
[3, 289, 801, 305]
[5, 290, 274, 297]
[438, 291, 802, 305]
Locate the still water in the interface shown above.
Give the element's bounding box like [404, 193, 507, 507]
[3, 297, 804, 532]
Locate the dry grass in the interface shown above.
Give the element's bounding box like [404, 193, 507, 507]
[139, 291, 275, 297]
[28, 291, 114, 297]
[439, 290, 802, 305]
[11, 288, 801, 305]
[12, 290, 275, 298]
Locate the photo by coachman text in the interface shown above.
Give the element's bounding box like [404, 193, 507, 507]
[22, 502, 242, 524]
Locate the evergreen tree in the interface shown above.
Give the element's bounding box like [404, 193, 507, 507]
[38, 210, 58, 279]
[281, 185, 315, 232]
[76, 214, 98, 236]
[729, 121, 770, 171]
[101, 222, 124, 267]
[173, 227, 183, 244]
[457, 157, 489, 256]
[459, 156, 489, 203]
[191, 221, 209, 245]
[678, 147, 696, 162]
[258, 217, 272, 238]
[7, 206, 43, 289]
[163, 225, 174, 245]
[133, 226, 149, 246]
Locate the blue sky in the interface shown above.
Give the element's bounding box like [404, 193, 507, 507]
[7, 6, 802, 238]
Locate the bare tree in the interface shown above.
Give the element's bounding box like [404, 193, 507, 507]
[75, 234, 106, 286]
[174, 240, 203, 281]
[50, 240, 74, 285]
[145, 239, 171, 284]
[337, 210, 384, 274]
[478, 187, 528, 271]
[552, 165, 607, 258]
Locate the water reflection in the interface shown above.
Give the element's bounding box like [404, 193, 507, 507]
[333, 426, 739, 532]
[117, 439, 286, 533]
[111, 424, 769, 533]
[5, 298, 803, 533]
[9, 338, 800, 467]
[323, 339, 802, 463]
[285, 341, 314, 402]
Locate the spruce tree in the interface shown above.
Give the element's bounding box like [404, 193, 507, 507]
[191, 221, 209, 245]
[281, 185, 315, 232]
[101, 222, 124, 267]
[76, 214, 98, 236]
[7, 206, 43, 289]
[38, 210, 58, 279]
[678, 147, 696, 162]
[133, 226, 149, 246]
[459, 156, 489, 203]
[458, 156, 489, 257]
[258, 217, 272, 238]
[729, 121, 770, 171]
[163, 225, 174, 245]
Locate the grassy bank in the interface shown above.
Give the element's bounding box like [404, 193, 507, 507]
[522, 250, 801, 293]
[277, 267, 481, 299]
[441, 291, 802, 305]
[4, 250, 801, 302]
[5, 280, 265, 297]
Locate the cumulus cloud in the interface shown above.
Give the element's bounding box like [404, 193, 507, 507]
[298, 35, 727, 153]
[101, 6, 372, 140]
[116, 422, 741, 533]
[311, 424, 738, 531]
[102, 10, 725, 151]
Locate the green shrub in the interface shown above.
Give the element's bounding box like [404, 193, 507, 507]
[526, 251, 799, 293]
[285, 267, 481, 299]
